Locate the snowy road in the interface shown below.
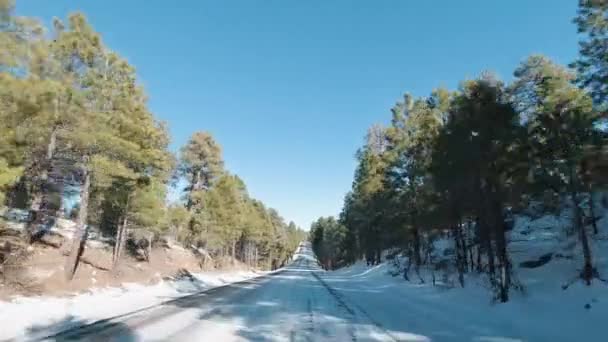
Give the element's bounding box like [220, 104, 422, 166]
[37, 244, 407, 342]
[17, 242, 600, 341]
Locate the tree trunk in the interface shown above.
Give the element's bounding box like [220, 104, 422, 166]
[412, 226, 421, 271]
[490, 189, 510, 303]
[588, 191, 599, 235]
[64, 166, 90, 280]
[231, 240, 236, 265]
[479, 211, 496, 280]
[268, 249, 274, 270]
[46, 126, 57, 160]
[574, 192, 594, 285]
[495, 222, 510, 302]
[454, 225, 465, 288]
[468, 244, 474, 273]
[460, 224, 468, 272]
[113, 194, 131, 269]
[486, 233, 496, 280]
[112, 217, 123, 267]
[146, 231, 152, 263]
[26, 126, 59, 242]
[467, 220, 475, 272]
[476, 244, 482, 273]
[403, 250, 412, 281]
[113, 214, 128, 269]
[186, 170, 202, 211]
[26, 192, 42, 240]
[570, 165, 594, 285]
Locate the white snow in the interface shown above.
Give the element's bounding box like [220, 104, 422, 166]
[0, 270, 259, 341]
[315, 203, 608, 342]
[1, 223, 606, 342]
[322, 258, 606, 341]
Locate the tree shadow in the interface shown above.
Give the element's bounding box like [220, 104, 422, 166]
[25, 315, 138, 341]
[156, 256, 529, 342]
[20, 255, 525, 341]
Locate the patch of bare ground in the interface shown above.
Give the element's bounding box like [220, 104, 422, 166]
[0, 228, 251, 300]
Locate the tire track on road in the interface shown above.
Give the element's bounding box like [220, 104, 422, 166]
[312, 271, 398, 342]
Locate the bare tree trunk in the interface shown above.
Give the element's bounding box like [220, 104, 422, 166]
[570, 166, 594, 285]
[480, 208, 496, 281]
[467, 220, 475, 272]
[454, 225, 465, 288]
[46, 126, 57, 160]
[495, 221, 510, 302]
[468, 244, 474, 273]
[476, 244, 482, 273]
[112, 217, 123, 268]
[486, 231, 496, 282]
[574, 191, 594, 285]
[231, 240, 236, 265]
[403, 249, 412, 281]
[27, 125, 59, 242]
[186, 171, 202, 211]
[588, 191, 599, 235]
[412, 226, 421, 271]
[146, 231, 152, 263]
[490, 189, 510, 303]
[269, 248, 275, 270]
[113, 197, 129, 270]
[64, 166, 90, 280]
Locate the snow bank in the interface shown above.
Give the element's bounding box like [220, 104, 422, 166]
[319, 208, 608, 342]
[322, 258, 606, 341]
[0, 270, 259, 341]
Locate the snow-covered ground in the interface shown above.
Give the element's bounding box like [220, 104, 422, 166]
[323, 259, 606, 341]
[1, 233, 605, 341]
[0, 270, 259, 341]
[319, 205, 608, 342]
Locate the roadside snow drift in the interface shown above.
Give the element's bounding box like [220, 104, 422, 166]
[0, 270, 258, 341]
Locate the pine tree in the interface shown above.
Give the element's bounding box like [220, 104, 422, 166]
[178, 132, 224, 211]
[573, 0, 608, 106]
[512, 55, 603, 285]
[433, 75, 524, 301]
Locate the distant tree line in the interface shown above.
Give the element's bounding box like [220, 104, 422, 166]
[0, 1, 305, 278]
[310, 0, 608, 302]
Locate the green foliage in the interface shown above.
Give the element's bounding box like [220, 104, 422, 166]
[0, 5, 300, 274]
[179, 131, 224, 210]
[573, 0, 608, 106]
[309, 216, 346, 269]
[330, 62, 605, 300]
[0, 157, 22, 205]
[511, 55, 598, 193]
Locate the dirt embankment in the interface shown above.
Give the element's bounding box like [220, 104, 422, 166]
[0, 228, 249, 300]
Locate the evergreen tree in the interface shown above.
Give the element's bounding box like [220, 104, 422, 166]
[573, 0, 608, 106]
[178, 131, 224, 211]
[512, 55, 604, 284]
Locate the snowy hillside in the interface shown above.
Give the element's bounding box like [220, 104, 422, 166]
[318, 208, 608, 341]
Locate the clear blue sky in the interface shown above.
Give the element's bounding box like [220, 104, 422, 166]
[17, 0, 579, 229]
